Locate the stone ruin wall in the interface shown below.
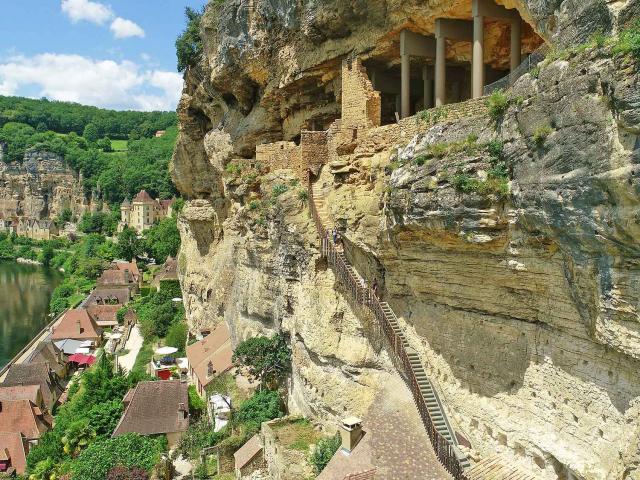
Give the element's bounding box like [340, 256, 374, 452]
[341, 58, 382, 131]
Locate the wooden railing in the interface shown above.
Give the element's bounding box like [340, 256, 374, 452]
[308, 181, 469, 480]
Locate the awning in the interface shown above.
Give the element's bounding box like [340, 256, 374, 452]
[68, 353, 96, 365]
[155, 346, 178, 355]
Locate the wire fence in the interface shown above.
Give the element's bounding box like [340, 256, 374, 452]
[484, 44, 550, 95]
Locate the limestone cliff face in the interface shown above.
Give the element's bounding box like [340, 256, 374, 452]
[0, 150, 92, 221]
[172, 1, 640, 479]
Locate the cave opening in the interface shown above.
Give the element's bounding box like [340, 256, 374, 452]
[359, 0, 545, 122]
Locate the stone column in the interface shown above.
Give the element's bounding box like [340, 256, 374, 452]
[422, 65, 433, 109]
[472, 15, 485, 98]
[401, 54, 411, 119]
[511, 18, 522, 72]
[435, 36, 446, 107]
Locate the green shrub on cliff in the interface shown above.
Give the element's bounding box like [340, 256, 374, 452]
[233, 334, 291, 388]
[176, 7, 204, 72]
[614, 19, 640, 60]
[486, 90, 510, 121]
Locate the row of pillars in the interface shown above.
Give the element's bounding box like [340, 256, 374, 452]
[400, 0, 523, 118]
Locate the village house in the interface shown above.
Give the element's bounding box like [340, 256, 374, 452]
[86, 286, 133, 306]
[23, 341, 67, 379]
[96, 266, 140, 296]
[186, 322, 234, 397]
[1, 363, 62, 411]
[85, 304, 121, 329]
[0, 385, 44, 411]
[155, 130, 166, 137]
[0, 216, 17, 234]
[15, 219, 59, 241]
[0, 432, 29, 475]
[118, 190, 175, 233]
[112, 380, 189, 448]
[111, 259, 142, 286]
[151, 256, 178, 292]
[50, 308, 102, 346]
[0, 399, 52, 446]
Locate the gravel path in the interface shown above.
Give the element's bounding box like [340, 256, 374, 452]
[117, 324, 143, 374]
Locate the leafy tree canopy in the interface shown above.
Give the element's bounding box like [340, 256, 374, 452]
[176, 7, 204, 72]
[143, 216, 180, 263]
[233, 334, 291, 387]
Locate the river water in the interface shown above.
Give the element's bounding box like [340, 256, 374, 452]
[0, 261, 62, 370]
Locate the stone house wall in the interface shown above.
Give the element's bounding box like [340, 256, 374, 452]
[238, 453, 266, 477]
[341, 58, 381, 130]
[256, 141, 303, 179]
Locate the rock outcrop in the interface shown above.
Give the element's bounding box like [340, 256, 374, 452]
[172, 1, 640, 479]
[0, 150, 96, 221]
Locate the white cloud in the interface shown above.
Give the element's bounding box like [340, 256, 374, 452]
[61, 0, 145, 40]
[61, 0, 113, 25]
[110, 17, 145, 39]
[0, 53, 183, 111]
[0, 79, 17, 96]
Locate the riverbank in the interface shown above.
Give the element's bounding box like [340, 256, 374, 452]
[0, 261, 62, 371]
[0, 308, 66, 382]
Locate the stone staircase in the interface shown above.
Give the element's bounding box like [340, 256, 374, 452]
[308, 178, 471, 479]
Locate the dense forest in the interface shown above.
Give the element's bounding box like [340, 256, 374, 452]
[0, 96, 178, 203]
[0, 95, 176, 139]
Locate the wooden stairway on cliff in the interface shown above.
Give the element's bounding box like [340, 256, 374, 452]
[308, 177, 472, 479]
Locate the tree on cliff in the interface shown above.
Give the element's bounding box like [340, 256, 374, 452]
[232, 334, 291, 389]
[175, 7, 204, 72]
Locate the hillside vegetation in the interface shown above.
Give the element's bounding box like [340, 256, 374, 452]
[0, 96, 178, 203]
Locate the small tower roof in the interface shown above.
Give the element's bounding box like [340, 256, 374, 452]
[132, 190, 154, 203]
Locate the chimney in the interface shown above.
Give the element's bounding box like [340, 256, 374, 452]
[178, 402, 188, 419]
[77, 320, 82, 335]
[340, 417, 363, 453]
[207, 361, 215, 378]
[124, 269, 130, 284]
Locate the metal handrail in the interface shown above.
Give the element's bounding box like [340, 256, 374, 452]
[308, 180, 469, 480]
[484, 44, 550, 95]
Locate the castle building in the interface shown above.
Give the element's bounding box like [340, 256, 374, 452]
[118, 190, 174, 233]
[15, 219, 59, 241]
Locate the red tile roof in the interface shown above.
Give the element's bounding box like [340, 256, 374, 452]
[97, 269, 133, 286]
[113, 260, 140, 282]
[86, 304, 120, 327]
[0, 385, 42, 407]
[132, 190, 155, 203]
[86, 287, 132, 306]
[2, 363, 60, 410]
[0, 400, 51, 440]
[186, 323, 233, 390]
[51, 309, 101, 341]
[112, 381, 189, 437]
[0, 432, 28, 474]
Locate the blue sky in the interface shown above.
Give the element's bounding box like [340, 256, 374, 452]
[0, 0, 207, 111]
